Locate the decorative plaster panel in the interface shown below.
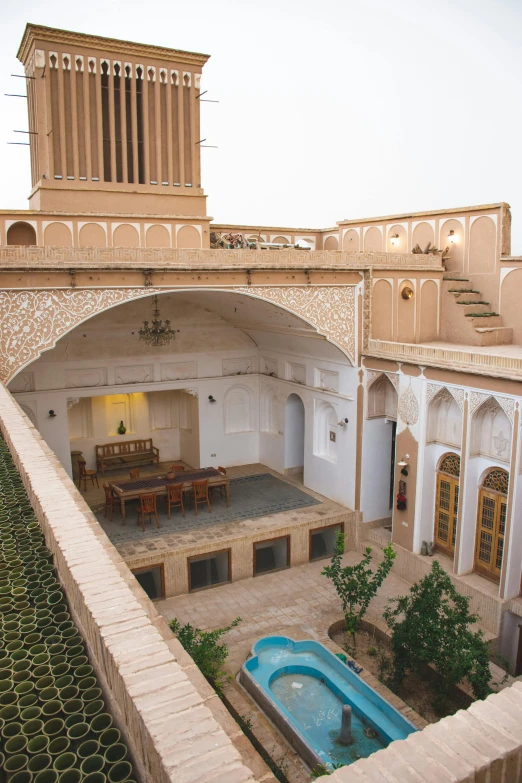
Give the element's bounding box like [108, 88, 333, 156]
[469, 391, 491, 416]
[160, 362, 197, 381]
[398, 384, 419, 426]
[236, 286, 356, 364]
[0, 289, 162, 383]
[8, 372, 35, 393]
[65, 368, 107, 389]
[114, 365, 153, 385]
[222, 357, 256, 376]
[494, 395, 515, 424]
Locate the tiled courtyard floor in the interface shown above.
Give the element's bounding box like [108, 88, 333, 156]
[85, 463, 346, 560]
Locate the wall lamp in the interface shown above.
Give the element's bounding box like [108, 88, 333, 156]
[397, 455, 410, 467]
[401, 286, 414, 300]
[449, 229, 456, 243]
[208, 395, 216, 403]
[390, 233, 400, 246]
[48, 410, 57, 418]
[338, 418, 349, 427]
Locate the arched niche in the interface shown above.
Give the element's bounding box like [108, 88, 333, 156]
[412, 221, 434, 252]
[177, 225, 201, 249]
[314, 400, 338, 462]
[79, 223, 106, 247]
[146, 225, 170, 248]
[470, 398, 511, 462]
[284, 393, 305, 472]
[260, 385, 278, 434]
[272, 235, 291, 244]
[371, 279, 393, 341]
[427, 389, 462, 446]
[324, 236, 339, 251]
[440, 218, 464, 272]
[469, 216, 496, 274]
[387, 224, 407, 252]
[112, 224, 140, 248]
[44, 222, 72, 247]
[397, 280, 415, 343]
[367, 375, 397, 419]
[500, 269, 522, 345]
[420, 280, 438, 342]
[224, 386, 253, 434]
[7, 222, 36, 246]
[475, 466, 509, 581]
[364, 227, 382, 252]
[343, 229, 359, 251]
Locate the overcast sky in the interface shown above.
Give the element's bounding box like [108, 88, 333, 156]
[1, 0, 521, 249]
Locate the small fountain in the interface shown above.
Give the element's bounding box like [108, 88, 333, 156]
[340, 704, 352, 745]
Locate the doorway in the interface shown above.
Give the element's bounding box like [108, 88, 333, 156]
[284, 394, 305, 476]
[474, 468, 509, 582]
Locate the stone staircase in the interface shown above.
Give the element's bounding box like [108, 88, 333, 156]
[441, 275, 513, 346]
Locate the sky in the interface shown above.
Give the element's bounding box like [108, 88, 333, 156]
[1, 0, 522, 249]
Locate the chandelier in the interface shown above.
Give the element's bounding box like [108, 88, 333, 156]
[138, 295, 176, 347]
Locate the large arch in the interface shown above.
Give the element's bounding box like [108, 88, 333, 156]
[1, 284, 356, 384]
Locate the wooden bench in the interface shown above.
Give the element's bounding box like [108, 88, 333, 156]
[96, 439, 160, 475]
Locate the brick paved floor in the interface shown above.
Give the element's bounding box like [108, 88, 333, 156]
[157, 553, 425, 783]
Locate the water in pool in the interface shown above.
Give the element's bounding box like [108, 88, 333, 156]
[271, 672, 385, 766]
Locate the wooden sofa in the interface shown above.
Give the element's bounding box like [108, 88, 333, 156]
[96, 439, 160, 475]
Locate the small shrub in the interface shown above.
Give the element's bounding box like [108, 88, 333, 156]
[322, 531, 396, 651]
[311, 762, 346, 778]
[169, 616, 241, 695]
[367, 646, 378, 657]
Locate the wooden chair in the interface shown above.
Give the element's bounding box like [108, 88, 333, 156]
[129, 468, 140, 480]
[168, 464, 185, 473]
[136, 493, 160, 532]
[167, 484, 185, 519]
[103, 484, 118, 521]
[211, 466, 227, 500]
[193, 479, 211, 515]
[78, 459, 99, 492]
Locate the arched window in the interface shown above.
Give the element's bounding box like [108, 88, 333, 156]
[475, 468, 509, 582]
[434, 454, 460, 556]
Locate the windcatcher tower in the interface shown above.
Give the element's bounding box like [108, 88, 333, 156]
[17, 24, 210, 215]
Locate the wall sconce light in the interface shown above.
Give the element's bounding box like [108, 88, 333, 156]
[391, 233, 400, 246]
[401, 286, 414, 300]
[397, 454, 410, 467]
[208, 395, 216, 403]
[48, 410, 57, 418]
[337, 418, 349, 427]
[449, 229, 456, 243]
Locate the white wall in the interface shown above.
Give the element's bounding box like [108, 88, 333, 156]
[284, 394, 305, 471]
[179, 393, 200, 468]
[361, 418, 395, 523]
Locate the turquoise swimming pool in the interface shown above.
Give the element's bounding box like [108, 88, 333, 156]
[240, 636, 416, 771]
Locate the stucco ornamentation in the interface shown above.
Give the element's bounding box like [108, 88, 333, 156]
[469, 391, 491, 416]
[427, 384, 465, 411]
[366, 370, 382, 388]
[66, 397, 80, 409]
[384, 372, 399, 391]
[398, 384, 419, 426]
[235, 285, 356, 363]
[494, 395, 515, 424]
[0, 288, 162, 383]
[426, 383, 441, 405]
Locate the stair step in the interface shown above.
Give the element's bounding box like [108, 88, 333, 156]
[443, 276, 470, 281]
[448, 289, 480, 294]
[464, 311, 499, 318]
[466, 314, 502, 328]
[456, 300, 490, 306]
[459, 304, 493, 315]
[474, 327, 513, 346]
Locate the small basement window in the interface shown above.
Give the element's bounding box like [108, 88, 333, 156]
[254, 536, 290, 576]
[132, 565, 164, 599]
[189, 550, 230, 592]
[309, 523, 343, 561]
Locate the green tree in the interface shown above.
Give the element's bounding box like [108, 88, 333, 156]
[322, 532, 396, 650]
[383, 560, 491, 706]
[170, 616, 241, 695]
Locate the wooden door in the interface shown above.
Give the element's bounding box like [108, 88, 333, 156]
[474, 469, 509, 582]
[434, 454, 460, 556]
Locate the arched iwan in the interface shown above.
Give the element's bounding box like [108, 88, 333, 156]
[0, 285, 357, 384]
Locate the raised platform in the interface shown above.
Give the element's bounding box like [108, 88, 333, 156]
[92, 463, 354, 598]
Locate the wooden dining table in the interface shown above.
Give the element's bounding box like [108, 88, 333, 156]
[109, 468, 230, 522]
